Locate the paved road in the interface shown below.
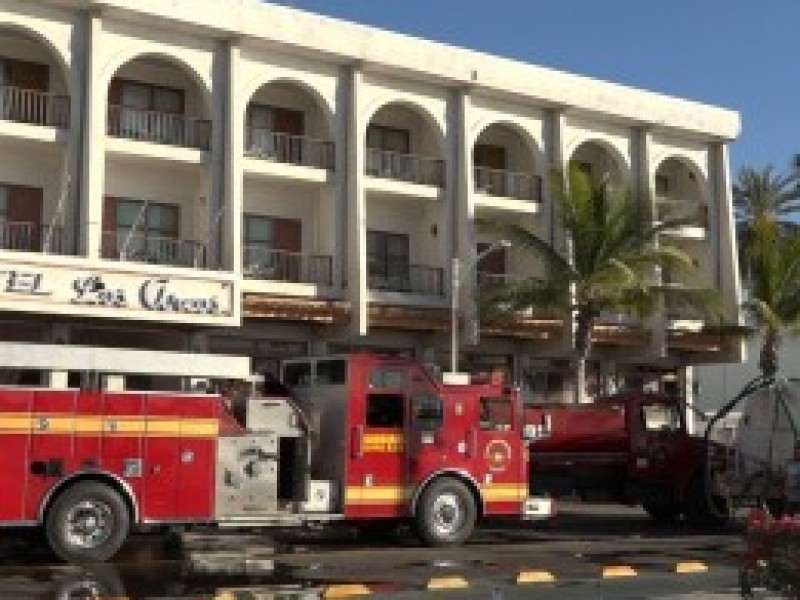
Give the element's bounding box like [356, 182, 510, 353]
[0, 502, 774, 598]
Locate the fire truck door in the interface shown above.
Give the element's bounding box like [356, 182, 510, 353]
[473, 394, 526, 514]
[347, 366, 409, 518]
[0, 389, 33, 521]
[632, 400, 687, 484]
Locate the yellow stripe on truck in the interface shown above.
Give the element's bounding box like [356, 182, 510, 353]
[362, 433, 405, 453]
[0, 413, 219, 437]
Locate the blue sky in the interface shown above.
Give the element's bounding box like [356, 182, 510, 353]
[274, 1, 797, 175]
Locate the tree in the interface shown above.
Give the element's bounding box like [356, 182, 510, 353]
[733, 165, 800, 255]
[480, 166, 717, 403]
[741, 215, 800, 377]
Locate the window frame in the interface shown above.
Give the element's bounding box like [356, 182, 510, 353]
[117, 78, 185, 115]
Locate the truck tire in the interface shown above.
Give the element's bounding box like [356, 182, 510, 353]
[685, 475, 730, 527]
[45, 481, 130, 564]
[642, 502, 680, 525]
[414, 478, 476, 547]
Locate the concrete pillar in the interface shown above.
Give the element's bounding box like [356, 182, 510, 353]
[683, 366, 696, 434]
[333, 67, 349, 292]
[78, 10, 105, 259]
[208, 41, 228, 270]
[345, 65, 367, 336]
[47, 371, 69, 388]
[103, 374, 125, 391]
[223, 40, 244, 274]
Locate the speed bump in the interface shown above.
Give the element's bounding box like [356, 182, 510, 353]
[601, 565, 637, 578]
[516, 570, 556, 584]
[426, 576, 469, 590]
[674, 561, 708, 574]
[323, 583, 372, 598]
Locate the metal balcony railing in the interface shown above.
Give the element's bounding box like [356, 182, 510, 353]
[656, 199, 709, 229]
[477, 272, 544, 289]
[0, 86, 69, 128]
[366, 148, 445, 187]
[474, 166, 542, 201]
[101, 231, 207, 269]
[107, 105, 211, 150]
[368, 264, 444, 296]
[243, 246, 333, 286]
[0, 221, 65, 253]
[245, 128, 335, 170]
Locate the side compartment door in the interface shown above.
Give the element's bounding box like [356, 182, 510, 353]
[101, 393, 144, 513]
[345, 365, 408, 518]
[0, 389, 32, 521]
[473, 393, 526, 515]
[141, 395, 180, 520]
[177, 397, 216, 519]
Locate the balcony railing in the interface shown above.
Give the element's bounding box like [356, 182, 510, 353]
[0, 86, 69, 128]
[366, 148, 445, 187]
[477, 272, 544, 289]
[368, 264, 444, 296]
[243, 246, 332, 286]
[102, 231, 207, 268]
[656, 199, 709, 229]
[0, 221, 65, 253]
[474, 166, 541, 201]
[245, 128, 335, 170]
[107, 105, 211, 150]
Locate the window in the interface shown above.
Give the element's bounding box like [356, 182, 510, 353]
[117, 80, 184, 114]
[367, 125, 410, 154]
[115, 200, 178, 239]
[0, 185, 8, 217]
[641, 403, 682, 433]
[474, 144, 507, 170]
[412, 393, 443, 431]
[315, 359, 347, 385]
[369, 367, 407, 389]
[247, 104, 304, 135]
[480, 396, 514, 431]
[367, 230, 409, 290]
[476, 242, 506, 276]
[655, 174, 670, 195]
[366, 393, 405, 428]
[283, 361, 311, 387]
[243, 215, 302, 279]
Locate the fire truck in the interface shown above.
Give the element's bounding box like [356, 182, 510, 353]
[0, 353, 551, 563]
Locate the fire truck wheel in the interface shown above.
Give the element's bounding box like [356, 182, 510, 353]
[414, 478, 476, 546]
[45, 482, 130, 563]
[685, 474, 731, 527]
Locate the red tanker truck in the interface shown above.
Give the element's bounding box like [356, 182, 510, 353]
[524, 391, 729, 524]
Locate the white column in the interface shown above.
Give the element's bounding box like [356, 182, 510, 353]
[222, 40, 243, 274]
[345, 65, 367, 336]
[78, 9, 105, 259]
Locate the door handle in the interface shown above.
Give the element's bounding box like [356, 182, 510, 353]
[350, 425, 364, 459]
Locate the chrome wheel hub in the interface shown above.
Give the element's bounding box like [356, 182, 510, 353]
[431, 492, 464, 537]
[64, 500, 114, 549]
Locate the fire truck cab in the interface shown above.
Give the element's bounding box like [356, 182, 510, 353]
[0, 351, 550, 564]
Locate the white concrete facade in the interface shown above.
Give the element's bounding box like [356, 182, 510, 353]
[0, 0, 742, 397]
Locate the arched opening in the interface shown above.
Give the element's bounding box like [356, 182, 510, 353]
[473, 122, 541, 201]
[244, 79, 334, 170]
[365, 102, 445, 187]
[106, 55, 210, 150]
[569, 140, 626, 188]
[654, 157, 708, 228]
[0, 27, 71, 256]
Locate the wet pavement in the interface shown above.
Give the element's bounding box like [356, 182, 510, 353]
[0, 503, 783, 598]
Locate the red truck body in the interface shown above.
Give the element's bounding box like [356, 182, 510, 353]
[524, 392, 724, 523]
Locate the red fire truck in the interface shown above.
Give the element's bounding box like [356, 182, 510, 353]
[0, 353, 551, 563]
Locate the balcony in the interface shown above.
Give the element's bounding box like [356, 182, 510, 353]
[474, 167, 541, 202]
[0, 221, 65, 253]
[101, 231, 207, 269]
[243, 246, 332, 286]
[245, 128, 334, 170]
[657, 199, 709, 238]
[0, 85, 69, 128]
[366, 149, 444, 187]
[368, 264, 444, 296]
[107, 106, 210, 150]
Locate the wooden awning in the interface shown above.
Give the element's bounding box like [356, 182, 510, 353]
[481, 316, 564, 340]
[592, 324, 650, 347]
[243, 295, 350, 324]
[667, 329, 729, 353]
[369, 305, 450, 331]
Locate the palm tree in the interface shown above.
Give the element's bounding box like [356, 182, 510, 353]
[480, 166, 717, 403]
[742, 215, 800, 377]
[733, 165, 800, 252]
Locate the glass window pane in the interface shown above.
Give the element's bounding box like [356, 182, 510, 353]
[314, 359, 347, 385]
[121, 83, 151, 109]
[153, 87, 183, 114]
[283, 362, 311, 387]
[248, 105, 273, 129]
[0, 186, 7, 216]
[116, 199, 142, 229]
[385, 129, 409, 153]
[369, 367, 407, 389]
[245, 216, 273, 245]
[366, 126, 382, 149]
[480, 396, 513, 431]
[366, 393, 405, 428]
[147, 204, 178, 236]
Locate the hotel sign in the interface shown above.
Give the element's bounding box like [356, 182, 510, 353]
[0, 259, 238, 325]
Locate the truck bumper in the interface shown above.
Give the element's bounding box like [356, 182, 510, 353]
[522, 496, 554, 520]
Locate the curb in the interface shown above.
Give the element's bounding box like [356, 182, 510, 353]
[315, 561, 713, 597]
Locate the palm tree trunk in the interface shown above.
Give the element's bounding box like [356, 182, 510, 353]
[759, 326, 780, 378]
[574, 310, 593, 404]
